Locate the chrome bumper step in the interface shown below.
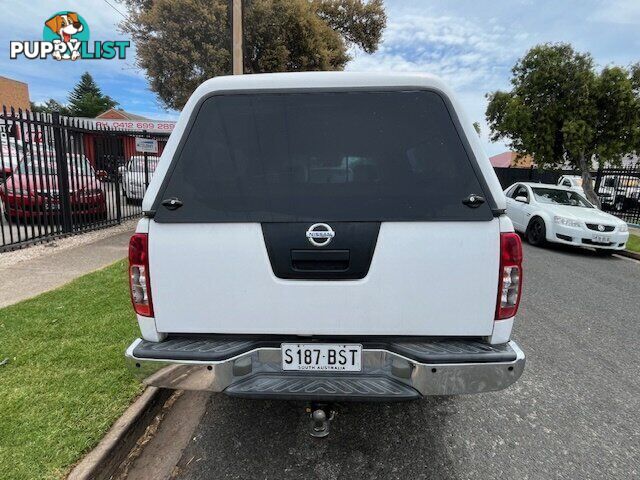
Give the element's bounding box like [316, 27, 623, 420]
[132, 336, 518, 364]
[225, 373, 421, 401]
[126, 337, 525, 400]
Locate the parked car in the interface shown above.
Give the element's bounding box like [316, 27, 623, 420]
[95, 154, 126, 182]
[122, 156, 159, 203]
[505, 182, 629, 255]
[0, 154, 107, 223]
[1, 137, 27, 180]
[557, 174, 593, 196]
[597, 174, 640, 211]
[125, 72, 525, 434]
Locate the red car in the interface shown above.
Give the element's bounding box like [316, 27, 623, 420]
[0, 154, 108, 223]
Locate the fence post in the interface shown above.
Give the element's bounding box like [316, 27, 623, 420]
[142, 130, 150, 189]
[51, 112, 73, 233]
[594, 166, 603, 192]
[112, 133, 122, 224]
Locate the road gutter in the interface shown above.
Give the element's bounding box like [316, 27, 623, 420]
[67, 387, 173, 480]
[617, 249, 640, 261]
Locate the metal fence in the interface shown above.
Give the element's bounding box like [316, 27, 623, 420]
[0, 107, 169, 251]
[594, 166, 640, 225]
[494, 166, 573, 189]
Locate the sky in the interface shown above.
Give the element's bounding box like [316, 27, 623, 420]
[1, 0, 639, 156]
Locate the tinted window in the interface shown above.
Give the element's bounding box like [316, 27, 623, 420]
[155, 90, 492, 222]
[511, 185, 528, 200]
[532, 188, 593, 207]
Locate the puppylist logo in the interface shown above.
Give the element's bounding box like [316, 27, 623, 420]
[10, 11, 130, 61]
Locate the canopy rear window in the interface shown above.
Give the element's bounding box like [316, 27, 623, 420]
[154, 90, 492, 222]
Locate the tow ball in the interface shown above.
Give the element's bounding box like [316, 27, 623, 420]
[306, 404, 336, 438]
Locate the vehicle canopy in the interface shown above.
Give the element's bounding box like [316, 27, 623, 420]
[141, 72, 511, 339]
[143, 72, 505, 215]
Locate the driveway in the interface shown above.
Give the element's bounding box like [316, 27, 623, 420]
[130, 243, 640, 480]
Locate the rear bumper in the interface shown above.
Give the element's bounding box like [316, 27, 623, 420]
[125, 337, 525, 401]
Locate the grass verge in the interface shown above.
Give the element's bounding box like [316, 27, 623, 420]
[0, 260, 142, 480]
[626, 233, 640, 253]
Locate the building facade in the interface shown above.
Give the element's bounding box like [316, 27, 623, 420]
[0, 76, 30, 111]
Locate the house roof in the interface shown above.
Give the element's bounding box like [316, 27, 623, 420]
[95, 108, 151, 121]
[489, 151, 535, 168]
[489, 151, 515, 168]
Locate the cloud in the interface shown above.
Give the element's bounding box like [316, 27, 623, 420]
[346, 9, 528, 155]
[346, 0, 639, 156]
[588, 0, 640, 25]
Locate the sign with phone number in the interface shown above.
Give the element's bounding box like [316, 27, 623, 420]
[77, 118, 176, 133]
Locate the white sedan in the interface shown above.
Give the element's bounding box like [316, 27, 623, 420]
[122, 156, 159, 203]
[504, 182, 629, 255]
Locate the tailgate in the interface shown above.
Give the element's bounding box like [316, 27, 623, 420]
[149, 220, 500, 336]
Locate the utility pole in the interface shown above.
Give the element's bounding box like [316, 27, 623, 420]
[232, 0, 243, 74]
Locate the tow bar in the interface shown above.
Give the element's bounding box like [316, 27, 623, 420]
[306, 404, 336, 438]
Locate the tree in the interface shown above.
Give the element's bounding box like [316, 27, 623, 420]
[67, 72, 118, 117]
[120, 0, 386, 110]
[473, 121, 481, 135]
[30, 99, 70, 115]
[486, 43, 640, 205]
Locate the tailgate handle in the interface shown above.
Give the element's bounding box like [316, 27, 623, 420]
[291, 250, 350, 272]
[161, 197, 183, 210]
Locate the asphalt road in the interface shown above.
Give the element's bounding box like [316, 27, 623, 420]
[150, 243, 640, 480]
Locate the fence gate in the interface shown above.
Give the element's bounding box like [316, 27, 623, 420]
[0, 108, 169, 252]
[594, 166, 640, 225]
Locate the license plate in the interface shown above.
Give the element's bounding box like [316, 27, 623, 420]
[592, 235, 611, 243]
[281, 343, 362, 372]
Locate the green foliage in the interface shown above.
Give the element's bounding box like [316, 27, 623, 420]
[627, 233, 640, 253]
[313, 0, 386, 54]
[30, 73, 117, 118]
[121, 0, 387, 110]
[0, 261, 142, 480]
[486, 43, 640, 204]
[67, 72, 118, 117]
[30, 99, 71, 116]
[473, 121, 481, 135]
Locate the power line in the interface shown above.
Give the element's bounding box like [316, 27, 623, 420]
[103, 0, 128, 20]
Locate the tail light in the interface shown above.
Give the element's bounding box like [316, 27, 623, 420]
[495, 232, 523, 320]
[129, 233, 153, 317]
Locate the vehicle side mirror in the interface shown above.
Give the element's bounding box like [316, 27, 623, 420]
[96, 169, 108, 181]
[515, 196, 528, 203]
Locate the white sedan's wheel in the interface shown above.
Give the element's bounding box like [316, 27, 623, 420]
[526, 218, 547, 246]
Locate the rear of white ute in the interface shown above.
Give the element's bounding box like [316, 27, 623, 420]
[125, 72, 525, 405]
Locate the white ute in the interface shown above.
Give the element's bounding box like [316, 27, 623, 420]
[125, 72, 525, 433]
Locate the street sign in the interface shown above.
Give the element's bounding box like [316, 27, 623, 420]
[135, 137, 158, 153]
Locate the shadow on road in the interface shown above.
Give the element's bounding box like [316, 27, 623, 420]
[518, 233, 627, 260]
[174, 395, 457, 479]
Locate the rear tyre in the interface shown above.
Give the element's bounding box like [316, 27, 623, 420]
[526, 218, 547, 246]
[3, 210, 18, 225]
